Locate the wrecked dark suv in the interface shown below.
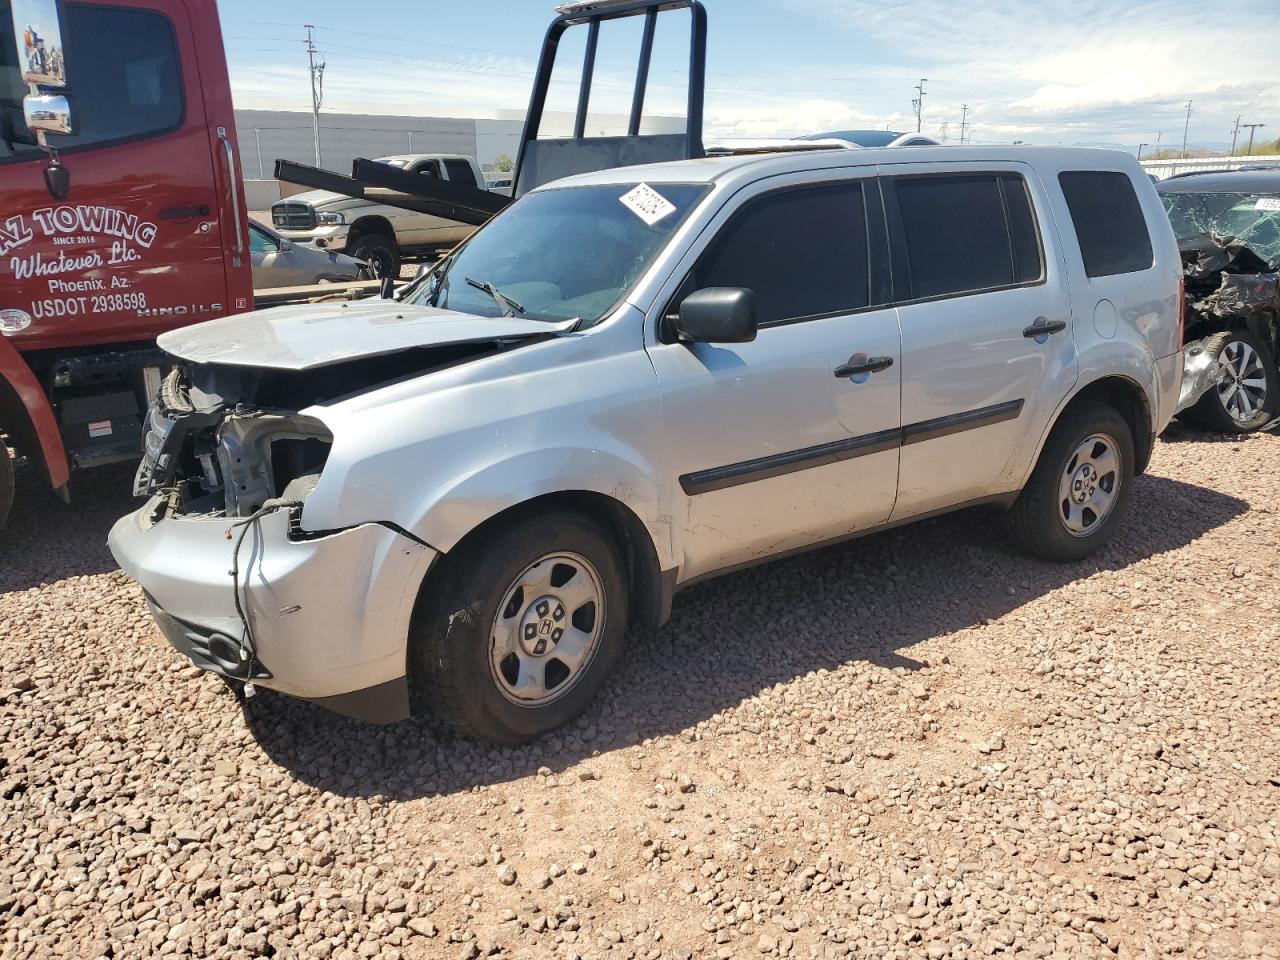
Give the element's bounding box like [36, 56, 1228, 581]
[1160, 170, 1280, 433]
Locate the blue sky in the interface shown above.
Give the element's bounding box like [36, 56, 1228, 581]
[218, 0, 1279, 153]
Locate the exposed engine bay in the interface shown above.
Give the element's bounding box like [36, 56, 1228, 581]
[135, 341, 503, 519]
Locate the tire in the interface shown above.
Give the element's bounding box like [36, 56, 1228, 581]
[1005, 402, 1135, 562]
[411, 511, 629, 744]
[0, 440, 13, 535]
[1179, 329, 1279, 434]
[347, 234, 400, 280]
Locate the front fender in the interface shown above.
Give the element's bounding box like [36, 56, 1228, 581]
[403, 445, 675, 571]
[0, 336, 68, 490]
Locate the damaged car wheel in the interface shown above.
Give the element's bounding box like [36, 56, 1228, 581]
[411, 511, 629, 744]
[1182, 330, 1279, 434]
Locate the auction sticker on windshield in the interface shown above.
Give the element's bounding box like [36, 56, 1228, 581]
[1255, 198, 1280, 212]
[620, 184, 677, 226]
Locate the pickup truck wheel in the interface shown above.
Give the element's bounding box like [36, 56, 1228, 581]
[347, 234, 400, 279]
[411, 512, 629, 744]
[0, 440, 13, 534]
[1180, 330, 1279, 434]
[1005, 402, 1134, 562]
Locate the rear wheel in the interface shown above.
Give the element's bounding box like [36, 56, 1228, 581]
[411, 511, 629, 743]
[1005, 402, 1134, 562]
[0, 440, 13, 534]
[1181, 330, 1279, 434]
[347, 234, 401, 280]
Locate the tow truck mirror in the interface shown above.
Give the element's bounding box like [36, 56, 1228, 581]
[10, 0, 68, 88]
[22, 92, 71, 135]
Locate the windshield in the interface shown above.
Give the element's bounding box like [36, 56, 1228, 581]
[402, 183, 710, 325]
[1162, 191, 1280, 266]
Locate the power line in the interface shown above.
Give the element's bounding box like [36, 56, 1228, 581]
[959, 104, 969, 144]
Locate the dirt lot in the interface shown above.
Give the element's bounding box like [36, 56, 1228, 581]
[2, 428, 1279, 960]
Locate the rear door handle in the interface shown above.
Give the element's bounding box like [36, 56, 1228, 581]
[1023, 318, 1067, 339]
[159, 205, 210, 219]
[834, 353, 894, 378]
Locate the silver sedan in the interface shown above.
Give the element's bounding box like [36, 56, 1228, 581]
[249, 220, 369, 289]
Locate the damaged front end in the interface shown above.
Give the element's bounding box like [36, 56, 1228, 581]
[110, 361, 440, 724]
[134, 365, 334, 522]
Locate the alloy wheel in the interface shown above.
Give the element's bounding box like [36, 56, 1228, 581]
[1216, 338, 1268, 423]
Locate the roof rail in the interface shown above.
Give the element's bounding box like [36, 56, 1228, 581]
[703, 139, 855, 157]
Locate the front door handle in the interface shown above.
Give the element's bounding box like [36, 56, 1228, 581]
[1023, 318, 1067, 339]
[834, 353, 894, 378]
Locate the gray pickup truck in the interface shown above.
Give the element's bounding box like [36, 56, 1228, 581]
[270, 154, 488, 277]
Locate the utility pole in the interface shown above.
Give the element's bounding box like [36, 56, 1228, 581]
[1136, 142, 1148, 161]
[937, 120, 949, 143]
[1180, 99, 1192, 159]
[254, 127, 264, 179]
[304, 24, 325, 167]
[959, 104, 969, 145]
[1242, 123, 1265, 156]
[1230, 115, 1242, 156]
[912, 78, 927, 133]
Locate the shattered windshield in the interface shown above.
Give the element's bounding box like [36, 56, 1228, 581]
[1162, 192, 1280, 269]
[402, 182, 710, 326]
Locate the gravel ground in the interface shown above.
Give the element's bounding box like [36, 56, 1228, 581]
[2, 427, 1279, 960]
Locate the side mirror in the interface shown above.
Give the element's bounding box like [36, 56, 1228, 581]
[11, 0, 68, 88]
[672, 287, 757, 344]
[23, 93, 72, 135]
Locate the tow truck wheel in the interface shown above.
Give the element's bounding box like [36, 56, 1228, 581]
[411, 511, 629, 744]
[347, 234, 400, 280]
[0, 440, 13, 535]
[1181, 330, 1279, 434]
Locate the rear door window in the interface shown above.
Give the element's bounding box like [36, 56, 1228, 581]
[692, 182, 870, 326]
[443, 158, 477, 186]
[1058, 171, 1154, 277]
[891, 173, 1044, 299]
[0, 0, 183, 161]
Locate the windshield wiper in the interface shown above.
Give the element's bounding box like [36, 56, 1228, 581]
[464, 277, 525, 317]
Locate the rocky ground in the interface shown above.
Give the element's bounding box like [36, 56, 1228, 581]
[2, 426, 1279, 960]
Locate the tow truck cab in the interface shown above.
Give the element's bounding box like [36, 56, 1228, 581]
[0, 0, 250, 529]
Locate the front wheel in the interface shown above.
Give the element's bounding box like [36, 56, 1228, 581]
[1181, 330, 1279, 434]
[411, 512, 629, 743]
[1005, 402, 1135, 562]
[347, 234, 401, 280]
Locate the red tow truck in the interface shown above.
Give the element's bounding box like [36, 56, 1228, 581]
[1, 0, 255, 532]
[1, 0, 710, 535]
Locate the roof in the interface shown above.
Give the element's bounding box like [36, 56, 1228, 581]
[374, 153, 473, 164]
[542, 144, 1141, 191]
[1156, 169, 1280, 194]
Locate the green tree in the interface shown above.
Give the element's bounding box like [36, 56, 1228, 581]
[493, 153, 514, 173]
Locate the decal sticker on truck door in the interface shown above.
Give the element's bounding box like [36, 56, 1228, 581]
[3, 204, 157, 320]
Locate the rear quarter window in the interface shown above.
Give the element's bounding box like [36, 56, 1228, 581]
[1058, 171, 1154, 278]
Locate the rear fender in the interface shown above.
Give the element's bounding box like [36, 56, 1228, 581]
[0, 337, 68, 490]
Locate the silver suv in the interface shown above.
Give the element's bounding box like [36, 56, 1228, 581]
[111, 146, 1183, 743]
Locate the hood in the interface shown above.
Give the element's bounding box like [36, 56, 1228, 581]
[158, 300, 575, 371]
[277, 189, 368, 211]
